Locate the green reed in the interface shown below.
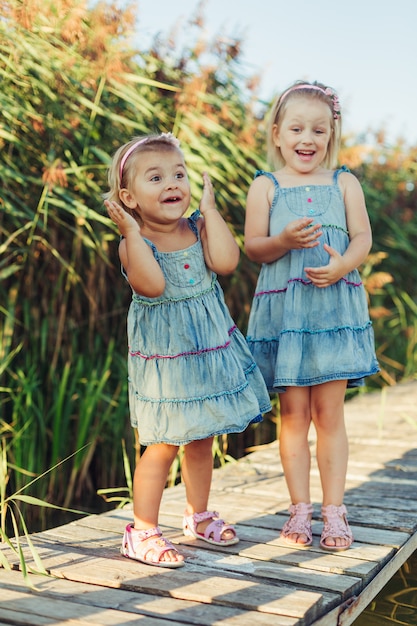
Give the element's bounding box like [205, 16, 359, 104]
[0, 436, 87, 587]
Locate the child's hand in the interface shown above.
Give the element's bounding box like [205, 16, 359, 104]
[199, 172, 216, 215]
[105, 200, 139, 237]
[283, 217, 322, 249]
[304, 244, 347, 287]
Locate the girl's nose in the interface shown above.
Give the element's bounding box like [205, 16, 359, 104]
[301, 131, 314, 144]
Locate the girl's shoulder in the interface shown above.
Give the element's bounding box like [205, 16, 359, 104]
[250, 170, 279, 189]
[336, 166, 362, 191]
[254, 169, 278, 180]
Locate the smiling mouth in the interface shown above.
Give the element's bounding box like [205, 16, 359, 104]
[297, 150, 315, 156]
[163, 196, 181, 203]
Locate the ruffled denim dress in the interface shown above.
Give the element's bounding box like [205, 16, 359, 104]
[246, 168, 380, 393]
[125, 211, 271, 446]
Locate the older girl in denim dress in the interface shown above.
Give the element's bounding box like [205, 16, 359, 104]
[105, 133, 270, 568]
[245, 81, 379, 552]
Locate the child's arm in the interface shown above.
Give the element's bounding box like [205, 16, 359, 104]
[304, 172, 372, 288]
[105, 200, 165, 297]
[199, 172, 240, 275]
[245, 176, 322, 263]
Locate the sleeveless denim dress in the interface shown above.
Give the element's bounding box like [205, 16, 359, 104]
[124, 211, 271, 446]
[246, 167, 380, 393]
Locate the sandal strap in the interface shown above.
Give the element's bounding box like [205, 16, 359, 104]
[130, 525, 162, 541]
[188, 510, 219, 527]
[321, 504, 353, 542]
[138, 535, 178, 562]
[288, 502, 314, 516]
[282, 502, 314, 541]
[183, 510, 238, 545]
[203, 518, 235, 543]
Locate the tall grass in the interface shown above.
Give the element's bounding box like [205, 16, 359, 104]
[0, 434, 89, 585]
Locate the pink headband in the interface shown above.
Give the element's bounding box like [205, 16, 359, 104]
[119, 133, 181, 181]
[279, 84, 341, 119]
[119, 138, 147, 180]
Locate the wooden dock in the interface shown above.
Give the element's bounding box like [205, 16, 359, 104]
[1, 381, 417, 625]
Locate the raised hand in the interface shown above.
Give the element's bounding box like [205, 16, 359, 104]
[105, 200, 139, 237]
[199, 172, 216, 215]
[282, 217, 322, 250]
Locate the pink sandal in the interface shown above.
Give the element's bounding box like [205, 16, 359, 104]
[280, 502, 314, 547]
[183, 510, 239, 546]
[320, 504, 353, 552]
[121, 523, 184, 568]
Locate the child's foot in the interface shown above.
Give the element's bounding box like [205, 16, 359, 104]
[320, 504, 353, 551]
[280, 502, 314, 547]
[121, 524, 185, 568]
[183, 510, 239, 545]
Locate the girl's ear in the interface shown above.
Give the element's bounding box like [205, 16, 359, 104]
[119, 188, 137, 209]
[272, 123, 280, 147]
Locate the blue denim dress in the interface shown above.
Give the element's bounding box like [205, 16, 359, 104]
[246, 168, 380, 393]
[125, 211, 271, 446]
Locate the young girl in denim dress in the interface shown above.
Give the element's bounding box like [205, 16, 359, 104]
[105, 133, 270, 568]
[245, 81, 379, 551]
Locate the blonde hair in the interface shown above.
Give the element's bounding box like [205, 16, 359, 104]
[104, 133, 183, 209]
[266, 80, 342, 170]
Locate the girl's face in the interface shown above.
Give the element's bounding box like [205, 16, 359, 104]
[119, 148, 191, 227]
[273, 98, 332, 174]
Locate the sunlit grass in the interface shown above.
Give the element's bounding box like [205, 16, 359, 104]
[0, 438, 88, 587]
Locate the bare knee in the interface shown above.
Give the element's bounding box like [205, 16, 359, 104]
[184, 437, 213, 459]
[280, 389, 311, 426]
[310, 381, 347, 432]
[142, 443, 179, 467]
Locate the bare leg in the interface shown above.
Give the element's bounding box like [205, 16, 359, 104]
[279, 387, 313, 544]
[182, 437, 213, 513]
[182, 437, 234, 541]
[311, 380, 349, 549]
[133, 443, 183, 563]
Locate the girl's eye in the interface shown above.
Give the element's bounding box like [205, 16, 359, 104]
[175, 172, 184, 179]
[150, 175, 161, 182]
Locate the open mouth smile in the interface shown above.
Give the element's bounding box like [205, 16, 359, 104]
[296, 150, 316, 161]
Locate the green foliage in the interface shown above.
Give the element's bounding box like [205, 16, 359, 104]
[352, 145, 417, 385]
[0, 436, 87, 584]
[97, 439, 133, 509]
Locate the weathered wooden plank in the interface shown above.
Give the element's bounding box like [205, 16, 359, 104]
[0, 570, 298, 626]
[313, 535, 417, 626]
[1, 545, 328, 623]
[11, 530, 358, 600]
[0, 608, 64, 626]
[181, 547, 359, 600]
[229, 514, 409, 549]
[1, 381, 415, 626]
[32, 514, 398, 564]
[348, 445, 417, 465]
[0, 587, 180, 625]
[22, 514, 393, 594]
[228, 542, 381, 581]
